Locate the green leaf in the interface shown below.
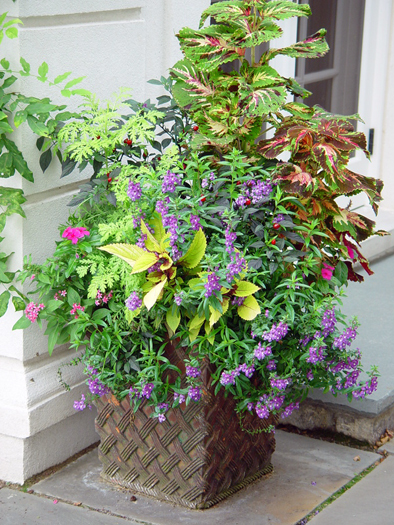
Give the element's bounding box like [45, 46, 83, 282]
[37, 61, 49, 80]
[0, 120, 14, 134]
[70, 88, 91, 97]
[12, 315, 31, 330]
[39, 148, 52, 173]
[27, 116, 48, 136]
[334, 260, 348, 286]
[25, 102, 58, 115]
[166, 308, 180, 334]
[2, 75, 17, 88]
[14, 110, 28, 128]
[0, 13, 7, 26]
[0, 290, 10, 316]
[0, 58, 10, 70]
[237, 295, 261, 320]
[20, 57, 30, 74]
[234, 280, 260, 297]
[3, 18, 23, 29]
[178, 229, 207, 268]
[67, 287, 81, 306]
[64, 76, 85, 90]
[53, 71, 72, 85]
[5, 27, 18, 39]
[47, 325, 59, 355]
[12, 296, 25, 311]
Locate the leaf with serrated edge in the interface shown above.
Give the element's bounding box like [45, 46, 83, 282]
[234, 281, 260, 297]
[144, 277, 167, 310]
[209, 306, 222, 327]
[131, 252, 159, 274]
[189, 313, 205, 331]
[99, 243, 146, 267]
[178, 229, 207, 268]
[237, 295, 261, 321]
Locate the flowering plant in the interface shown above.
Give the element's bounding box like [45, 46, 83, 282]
[15, 0, 383, 427]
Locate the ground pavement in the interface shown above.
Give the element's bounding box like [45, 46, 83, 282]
[1, 429, 393, 525]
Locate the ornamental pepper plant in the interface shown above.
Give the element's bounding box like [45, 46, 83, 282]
[15, 0, 382, 427]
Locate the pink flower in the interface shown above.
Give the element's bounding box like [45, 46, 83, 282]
[62, 226, 90, 244]
[321, 262, 335, 281]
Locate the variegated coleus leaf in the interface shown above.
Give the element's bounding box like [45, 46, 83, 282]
[311, 142, 342, 175]
[235, 19, 283, 47]
[258, 130, 290, 158]
[171, 59, 215, 108]
[199, 1, 251, 28]
[239, 82, 287, 116]
[284, 77, 312, 99]
[332, 209, 376, 243]
[335, 169, 383, 215]
[251, 65, 286, 88]
[262, 0, 311, 21]
[283, 102, 315, 119]
[272, 162, 317, 197]
[266, 29, 329, 61]
[178, 25, 244, 73]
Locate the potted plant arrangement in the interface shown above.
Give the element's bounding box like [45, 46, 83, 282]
[16, 0, 384, 510]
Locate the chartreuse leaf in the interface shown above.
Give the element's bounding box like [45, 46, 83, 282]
[204, 321, 215, 345]
[178, 229, 206, 268]
[263, 0, 311, 20]
[209, 306, 222, 328]
[166, 308, 180, 334]
[140, 219, 161, 252]
[143, 277, 167, 310]
[0, 290, 10, 317]
[237, 295, 261, 320]
[150, 213, 171, 250]
[131, 251, 158, 274]
[234, 281, 260, 297]
[99, 243, 146, 267]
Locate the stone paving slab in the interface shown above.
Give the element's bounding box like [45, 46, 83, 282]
[309, 455, 394, 525]
[30, 430, 378, 525]
[0, 487, 139, 525]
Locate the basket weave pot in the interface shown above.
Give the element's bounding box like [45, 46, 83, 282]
[94, 343, 277, 509]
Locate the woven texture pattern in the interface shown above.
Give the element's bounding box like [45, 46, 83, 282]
[95, 343, 276, 509]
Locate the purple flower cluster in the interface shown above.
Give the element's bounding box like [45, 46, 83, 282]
[125, 292, 142, 311]
[255, 403, 269, 419]
[281, 401, 300, 419]
[127, 180, 142, 201]
[234, 194, 247, 208]
[174, 392, 186, 404]
[88, 376, 110, 396]
[162, 171, 181, 193]
[205, 272, 221, 298]
[260, 393, 285, 411]
[226, 252, 247, 283]
[220, 362, 255, 386]
[266, 360, 277, 371]
[270, 376, 291, 390]
[186, 366, 201, 378]
[225, 227, 237, 254]
[254, 342, 272, 360]
[352, 376, 378, 398]
[129, 382, 154, 400]
[333, 325, 357, 350]
[321, 308, 337, 337]
[73, 394, 92, 411]
[174, 292, 183, 306]
[156, 200, 169, 215]
[136, 233, 147, 249]
[190, 214, 201, 231]
[263, 321, 288, 342]
[232, 296, 245, 306]
[250, 179, 272, 203]
[188, 387, 202, 401]
[306, 346, 326, 364]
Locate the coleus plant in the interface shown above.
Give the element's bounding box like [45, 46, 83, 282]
[171, 0, 385, 279]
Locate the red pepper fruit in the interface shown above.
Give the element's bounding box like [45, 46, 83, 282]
[271, 239, 276, 245]
[245, 198, 251, 205]
[192, 125, 199, 131]
[273, 223, 280, 230]
[107, 177, 112, 183]
[201, 196, 206, 203]
[236, 181, 241, 185]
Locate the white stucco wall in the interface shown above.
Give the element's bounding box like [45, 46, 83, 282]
[0, 0, 210, 484]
